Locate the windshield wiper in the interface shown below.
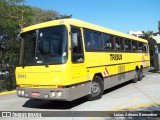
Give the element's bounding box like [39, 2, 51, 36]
[36, 50, 49, 67]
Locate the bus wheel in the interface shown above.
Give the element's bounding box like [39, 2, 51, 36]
[132, 70, 138, 83]
[138, 69, 143, 81]
[86, 76, 104, 101]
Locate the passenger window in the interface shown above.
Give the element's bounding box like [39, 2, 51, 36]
[132, 41, 138, 51]
[93, 32, 102, 50]
[120, 38, 124, 50]
[138, 42, 143, 51]
[71, 26, 84, 63]
[103, 34, 110, 50]
[109, 35, 115, 50]
[143, 43, 148, 52]
[115, 37, 121, 50]
[124, 39, 131, 51]
[84, 29, 102, 50]
[84, 29, 92, 50]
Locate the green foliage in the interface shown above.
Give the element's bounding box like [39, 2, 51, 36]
[141, 31, 154, 39]
[30, 7, 59, 25]
[140, 31, 154, 66]
[56, 14, 72, 19]
[0, 0, 72, 92]
[0, 70, 15, 92]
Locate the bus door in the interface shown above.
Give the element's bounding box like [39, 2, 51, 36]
[70, 26, 87, 96]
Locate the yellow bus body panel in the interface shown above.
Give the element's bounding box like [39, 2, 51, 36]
[16, 18, 150, 89]
[85, 52, 150, 80]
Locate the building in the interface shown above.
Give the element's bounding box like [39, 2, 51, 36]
[149, 34, 160, 71]
[128, 31, 143, 37]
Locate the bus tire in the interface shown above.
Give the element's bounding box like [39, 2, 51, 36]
[138, 69, 143, 81]
[86, 76, 104, 101]
[132, 70, 138, 83]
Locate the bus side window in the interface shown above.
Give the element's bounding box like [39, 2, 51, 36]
[138, 42, 143, 51]
[132, 41, 138, 51]
[120, 38, 125, 50]
[93, 32, 102, 50]
[103, 33, 110, 50]
[128, 39, 132, 51]
[84, 29, 92, 50]
[124, 39, 127, 50]
[109, 35, 115, 50]
[71, 26, 84, 63]
[125, 39, 131, 51]
[115, 37, 121, 50]
[143, 43, 148, 52]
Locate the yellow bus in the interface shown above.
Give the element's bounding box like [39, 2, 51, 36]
[15, 19, 150, 101]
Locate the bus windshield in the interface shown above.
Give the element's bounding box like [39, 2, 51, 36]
[20, 25, 67, 66]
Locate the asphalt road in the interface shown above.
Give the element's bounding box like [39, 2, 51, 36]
[0, 70, 160, 120]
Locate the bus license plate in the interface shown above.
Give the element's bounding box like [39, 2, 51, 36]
[32, 92, 40, 97]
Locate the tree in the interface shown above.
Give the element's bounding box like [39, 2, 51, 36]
[140, 31, 154, 66]
[0, 0, 72, 91]
[141, 31, 154, 39]
[0, 0, 24, 91]
[28, 7, 59, 25]
[56, 14, 72, 19]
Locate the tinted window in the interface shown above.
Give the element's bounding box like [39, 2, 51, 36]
[84, 29, 92, 50]
[38, 26, 67, 64]
[138, 42, 143, 51]
[115, 37, 121, 50]
[71, 26, 84, 63]
[93, 32, 102, 50]
[103, 33, 110, 50]
[124, 39, 131, 51]
[22, 30, 36, 65]
[120, 38, 124, 50]
[21, 26, 67, 65]
[143, 43, 148, 52]
[132, 41, 138, 51]
[109, 35, 115, 50]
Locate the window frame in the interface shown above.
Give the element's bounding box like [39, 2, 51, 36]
[83, 28, 148, 53]
[83, 28, 103, 51]
[71, 26, 84, 63]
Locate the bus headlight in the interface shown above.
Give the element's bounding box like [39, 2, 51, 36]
[18, 90, 21, 96]
[57, 91, 62, 97]
[44, 94, 49, 98]
[21, 90, 25, 96]
[51, 92, 56, 97]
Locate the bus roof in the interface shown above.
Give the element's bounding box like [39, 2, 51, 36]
[21, 18, 147, 43]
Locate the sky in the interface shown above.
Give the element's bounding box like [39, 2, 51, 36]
[25, 0, 160, 33]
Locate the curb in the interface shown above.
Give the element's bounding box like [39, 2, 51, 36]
[0, 90, 16, 96]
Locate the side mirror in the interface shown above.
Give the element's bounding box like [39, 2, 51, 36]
[71, 33, 78, 47]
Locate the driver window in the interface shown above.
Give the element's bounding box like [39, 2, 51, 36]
[71, 26, 84, 63]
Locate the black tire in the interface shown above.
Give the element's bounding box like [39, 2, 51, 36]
[132, 70, 138, 83]
[86, 76, 104, 101]
[138, 69, 143, 81]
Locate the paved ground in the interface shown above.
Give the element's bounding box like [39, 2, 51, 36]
[0, 70, 160, 120]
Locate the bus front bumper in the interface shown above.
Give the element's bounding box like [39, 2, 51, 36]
[16, 87, 71, 101]
[16, 82, 90, 101]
